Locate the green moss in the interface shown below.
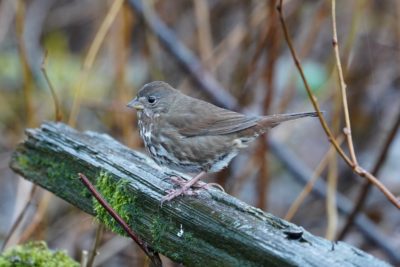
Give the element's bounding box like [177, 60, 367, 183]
[12, 148, 97, 214]
[14, 149, 78, 185]
[150, 216, 168, 246]
[93, 171, 143, 236]
[182, 230, 195, 243]
[15, 154, 30, 170]
[0, 241, 79, 267]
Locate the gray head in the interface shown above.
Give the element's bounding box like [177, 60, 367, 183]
[127, 81, 178, 114]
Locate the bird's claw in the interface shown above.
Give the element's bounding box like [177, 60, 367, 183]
[160, 175, 224, 206]
[169, 176, 207, 188]
[161, 187, 197, 205]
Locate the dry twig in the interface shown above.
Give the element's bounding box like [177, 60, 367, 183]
[326, 148, 338, 240]
[86, 224, 104, 267]
[68, 0, 125, 126]
[18, 191, 52, 243]
[331, 0, 358, 165]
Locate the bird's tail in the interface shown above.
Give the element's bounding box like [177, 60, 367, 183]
[259, 111, 320, 128]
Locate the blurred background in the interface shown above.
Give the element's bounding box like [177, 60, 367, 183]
[0, 0, 399, 266]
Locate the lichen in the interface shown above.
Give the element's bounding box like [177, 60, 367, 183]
[0, 241, 79, 267]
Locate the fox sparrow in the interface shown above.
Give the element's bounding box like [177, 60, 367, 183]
[127, 81, 318, 202]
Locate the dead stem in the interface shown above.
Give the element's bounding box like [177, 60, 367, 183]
[113, 4, 138, 148]
[18, 191, 52, 243]
[41, 51, 63, 122]
[68, 0, 125, 127]
[256, 0, 279, 210]
[284, 154, 327, 221]
[16, 0, 36, 127]
[326, 149, 338, 240]
[1, 185, 37, 251]
[285, 135, 344, 221]
[194, 0, 213, 69]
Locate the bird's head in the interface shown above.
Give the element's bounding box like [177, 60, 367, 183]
[127, 81, 177, 116]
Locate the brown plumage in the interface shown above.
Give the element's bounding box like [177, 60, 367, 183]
[127, 81, 318, 202]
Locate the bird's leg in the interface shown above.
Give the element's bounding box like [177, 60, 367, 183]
[168, 177, 224, 192]
[169, 176, 208, 188]
[161, 171, 207, 203]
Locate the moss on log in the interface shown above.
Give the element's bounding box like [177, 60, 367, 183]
[9, 122, 390, 267]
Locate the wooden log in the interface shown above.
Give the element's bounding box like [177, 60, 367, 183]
[9, 122, 390, 267]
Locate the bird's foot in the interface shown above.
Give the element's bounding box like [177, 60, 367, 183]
[160, 175, 225, 204]
[169, 176, 207, 188]
[161, 186, 195, 204]
[160, 176, 200, 204]
[168, 176, 224, 191]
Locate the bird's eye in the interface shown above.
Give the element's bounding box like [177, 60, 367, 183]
[147, 96, 157, 104]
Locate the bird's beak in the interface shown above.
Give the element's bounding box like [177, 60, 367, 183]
[127, 97, 144, 110]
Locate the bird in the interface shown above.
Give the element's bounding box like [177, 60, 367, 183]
[127, 81, 318, 203]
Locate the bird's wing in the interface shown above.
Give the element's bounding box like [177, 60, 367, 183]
[166, 97, 260, 137]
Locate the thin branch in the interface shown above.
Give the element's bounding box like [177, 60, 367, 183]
[338, 110, 400, 239]
[78, 173, 162, 267]
[331, 0, 358, 165]
[326, 148, 338, 240]
[277, 0, 400, 209]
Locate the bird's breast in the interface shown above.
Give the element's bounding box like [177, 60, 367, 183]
[137, 115, 153, 148]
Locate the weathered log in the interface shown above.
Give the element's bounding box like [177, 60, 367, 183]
[9, 122, 390, 267]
